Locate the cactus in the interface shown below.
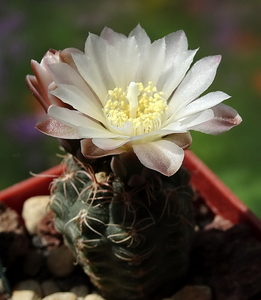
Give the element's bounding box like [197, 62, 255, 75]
[50, 154, 194, 300]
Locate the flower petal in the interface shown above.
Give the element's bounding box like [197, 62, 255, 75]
[160, 49, 198, 100]
[157, 30, 198, 97]
[133, 140, 184, 176]
[180, 109, 214, 128]
[81, 139, 126, 158]
[129, 25, 151, 82]
[48, 62, 99, 104]
[106, 36, 140, 88]
[48, 106, 120, 139]
[164, 132, 192, 149]
[175, 91, 231, 119]
[51, 84, 105, 123]
[142, 37, 166, 85]
[129, 24, 151, 55]
[72, 36, 113, 102]
[92, 138, 128, 150]
[190, 103, 242, 135]
[36, 115, 80, 139]
[100, 27, 127, 45]
[168, 55, 222, 112]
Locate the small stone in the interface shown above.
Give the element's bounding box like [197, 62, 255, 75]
[171, 285, 212, 300]
[83, 294, 105, 300]
[11, 279, 42, 300]
[69, 285, 89, 297]
[42, 292, 77, 300]
[204, 215, 234, 231]
[47, 245, 76, 277]
[23, 249, 43, 276]
[22, 196, 50, 234]
[41, 280, 61, 297]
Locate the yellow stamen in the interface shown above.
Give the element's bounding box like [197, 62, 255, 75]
[104, 82, 168, 136]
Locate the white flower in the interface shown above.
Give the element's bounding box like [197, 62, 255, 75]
[26, 25, 242, 176]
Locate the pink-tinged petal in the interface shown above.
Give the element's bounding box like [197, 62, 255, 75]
[48, 106, 120, 139]
[133, 140, 184, 176]
[36, 115, 80, 139]
[164, 132, 192, 150]
[59, 47, 83, 70]
[92, 138, 128, 150]
[26, 74, 50, 111]
[81, 139, 126, 159]
[169, 55, 222, 112]
[190, 103, 242, 135]
[27, 50, 66, 111]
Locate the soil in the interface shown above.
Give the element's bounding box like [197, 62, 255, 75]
[1, 193, 261, 300]
[188, 194, 261, 300]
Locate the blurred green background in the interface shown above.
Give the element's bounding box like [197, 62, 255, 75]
[1, 0, 261, 217]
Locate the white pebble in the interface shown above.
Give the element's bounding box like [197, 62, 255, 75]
[22, 196, 50, 234]
[83, 294, 105, 300]
[42, 292, 77, 300]
[11, 279, 42, 300]
[70, 285, 89, 297]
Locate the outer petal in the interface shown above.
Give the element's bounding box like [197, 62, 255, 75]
[92, 138, 128, 150]
[36, 115, 80, 139]
[189, 103, 242, 135]
[48, 106, 120, 139]
[164, 132, 192, 150]
[133, 140, 184, 176]
[168, 55, 222, 112]
[81, 139, 126, 158]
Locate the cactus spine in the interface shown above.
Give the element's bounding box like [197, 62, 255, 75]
[50, 154, 194, 300]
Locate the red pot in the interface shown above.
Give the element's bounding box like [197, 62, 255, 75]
[1, 150, 261, 236]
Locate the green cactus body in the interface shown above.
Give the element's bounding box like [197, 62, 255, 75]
[50, 155, 195, 300]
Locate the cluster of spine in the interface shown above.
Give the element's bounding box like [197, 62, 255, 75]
[50, 155, 195, 300]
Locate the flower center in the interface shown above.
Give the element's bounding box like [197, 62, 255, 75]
[104, 82, 168, 136]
